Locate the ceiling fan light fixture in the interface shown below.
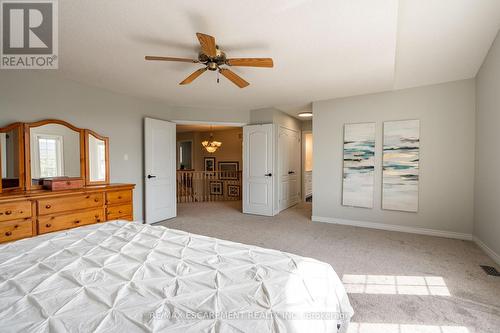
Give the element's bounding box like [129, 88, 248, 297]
[145, 32, 273, 88]
[298, 112, 313, 118]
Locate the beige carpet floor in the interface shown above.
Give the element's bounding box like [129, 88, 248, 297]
[157, 201, 500, 333]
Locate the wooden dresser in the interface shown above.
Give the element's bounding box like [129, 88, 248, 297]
[1, 119, 136, 244]
[0, 184, 134, 243]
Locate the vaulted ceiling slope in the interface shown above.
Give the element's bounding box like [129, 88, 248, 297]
[60, 0, 499, 115]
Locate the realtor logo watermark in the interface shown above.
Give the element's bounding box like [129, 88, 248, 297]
[1, 0, 58, 69]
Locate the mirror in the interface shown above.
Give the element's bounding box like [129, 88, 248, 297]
[86, 130, 109, 184]
[29, 123, 82, 185]
[0, 125, 23, 190]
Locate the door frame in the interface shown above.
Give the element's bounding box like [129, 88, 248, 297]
[302, 130, 312, 201]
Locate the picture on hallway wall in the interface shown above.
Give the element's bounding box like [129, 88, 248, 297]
[209, 181, 223, 195]
[227, 184, 240, 198]
[218, 161, 239, 180]
[342, 122, 376, 208]
[204, 157, 216, 172]
[382, 119, 420, 212]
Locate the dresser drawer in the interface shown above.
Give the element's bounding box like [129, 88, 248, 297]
[0, 201, 32, 222]
[107, 204, 133, 220]
[38, 208, 105, 234]
[38, 193, 104, 216]
[0, 219, 33, 243]
[106, 190, 132, 205]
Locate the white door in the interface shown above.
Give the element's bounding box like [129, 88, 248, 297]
[243, 124, 274, 216]
[145, 118, 176, 223]
[278, 127, 301, 211]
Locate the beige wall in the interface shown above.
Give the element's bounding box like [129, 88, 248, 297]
[177, 128, 243, 171]
[474, 31, 500, 262]
[301, 119, 312, 132]
[313, 79, 476, 236]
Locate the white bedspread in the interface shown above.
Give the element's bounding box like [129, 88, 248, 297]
[0, 221, 353, 333]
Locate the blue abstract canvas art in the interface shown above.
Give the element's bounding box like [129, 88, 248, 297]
[383, 120, 420, 212]
[342, 123, 376, 208]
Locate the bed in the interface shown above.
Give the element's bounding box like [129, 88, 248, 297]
[0, 221, 353, 333]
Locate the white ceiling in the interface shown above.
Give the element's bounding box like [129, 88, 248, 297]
[59, 0, 500, 117]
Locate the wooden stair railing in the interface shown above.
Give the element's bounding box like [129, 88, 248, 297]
[176, 171, 242, 203]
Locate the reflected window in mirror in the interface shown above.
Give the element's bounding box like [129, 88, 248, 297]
[0, 129, 20, 189]
[34, 134, 63, 178]
[30, 124, 81, 184]
[88, 134, 106, 182]
[86, 130, 109, 185]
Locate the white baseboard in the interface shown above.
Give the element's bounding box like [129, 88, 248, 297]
[311, 216, 473, 240]
[473, 236, 500, 266]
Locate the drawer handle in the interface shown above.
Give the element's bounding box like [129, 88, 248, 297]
[5, 210, 12, 215]
[5, 231, 12, 237]
[118, 196, 122, 199]
[118, 210, 123, 214]
[86, 195, 90, 199]
[96, 219, 101, 222]
[46, 223, 52, 228]
[74, 220, 81, 224]
[14, 225, 19, 229]
[66, 181, 71, 185]
[45, 205, 51, 209]
[94, 199, 99, 202]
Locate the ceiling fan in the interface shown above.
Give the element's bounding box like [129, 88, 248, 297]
[145, 33, 274, 88]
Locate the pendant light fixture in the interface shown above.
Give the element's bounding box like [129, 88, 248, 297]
[202, 126, 222, 153]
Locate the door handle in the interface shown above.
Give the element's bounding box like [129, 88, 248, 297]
[265, 173, 272, 177]
[147, 175, 157, 179]
[288, 171, 295, 175]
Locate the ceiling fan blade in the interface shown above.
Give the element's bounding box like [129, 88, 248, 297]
[226, 58, 274, 68]
[219, 68, 250, 88]
[145, 56, 199, 63]
[179, 68, 207, 85]
[196, 33, 217, 58]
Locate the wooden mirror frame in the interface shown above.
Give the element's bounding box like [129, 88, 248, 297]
[84, 129, 110, 185]
[0, 122, 25, 192]
[24, 119, 85, 190]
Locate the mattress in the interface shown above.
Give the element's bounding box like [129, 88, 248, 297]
[0, 221, 353, 333]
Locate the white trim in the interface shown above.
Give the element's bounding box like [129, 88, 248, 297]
[311, 215, 472, 240]
[171, 120, 247, 127]
[473, 236, 500, 266]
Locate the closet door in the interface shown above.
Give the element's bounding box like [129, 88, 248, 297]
[278, 127, 301, 212]
[243, 124, 275, 216]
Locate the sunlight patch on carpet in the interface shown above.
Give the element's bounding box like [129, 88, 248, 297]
[342, 274, 450, 296]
